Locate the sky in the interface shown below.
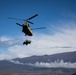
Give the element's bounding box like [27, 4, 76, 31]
[0, 0, 76, 60]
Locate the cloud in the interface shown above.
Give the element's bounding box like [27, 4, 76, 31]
[0, 36, 21, 48]
[50, 46, 73, 49]
[8, 59, 76, 69]
[8, 59, 24, 65]
[0, 22, 76, 60]
[27, 60, 76, 68]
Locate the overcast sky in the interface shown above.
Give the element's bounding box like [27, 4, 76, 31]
[0, 0, 76, 60]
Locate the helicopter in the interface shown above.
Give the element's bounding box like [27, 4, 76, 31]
[8, 14, 46, 45]
[8, 14, 46, 36]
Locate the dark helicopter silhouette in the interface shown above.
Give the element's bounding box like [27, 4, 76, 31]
[8, 14, 46, 45]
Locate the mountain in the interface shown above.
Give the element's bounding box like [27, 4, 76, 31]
[0, 60, 35, 73]
[0, 51, 76, 74]
[14, 51, 76, 63]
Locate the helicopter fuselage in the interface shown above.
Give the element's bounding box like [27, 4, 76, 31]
[22, 25, 33, 36]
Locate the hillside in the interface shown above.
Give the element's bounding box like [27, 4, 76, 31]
[14, 51, 76, 63]
[0, 51, 76, 74]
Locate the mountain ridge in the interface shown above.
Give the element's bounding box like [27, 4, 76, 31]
[14, 51, 76, 63]
[0, 51, 76, 74]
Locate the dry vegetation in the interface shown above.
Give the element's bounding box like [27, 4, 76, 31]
[0, 70, 71, 75]
[0, 73, 17, 75]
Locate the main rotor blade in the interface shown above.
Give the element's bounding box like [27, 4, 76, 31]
[7, 17, 24, 21]
[31, 27, 46, 30]
[27, 21, 34, 24]
[16, 23, 23, 27]
[27, 14, 38, 20]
